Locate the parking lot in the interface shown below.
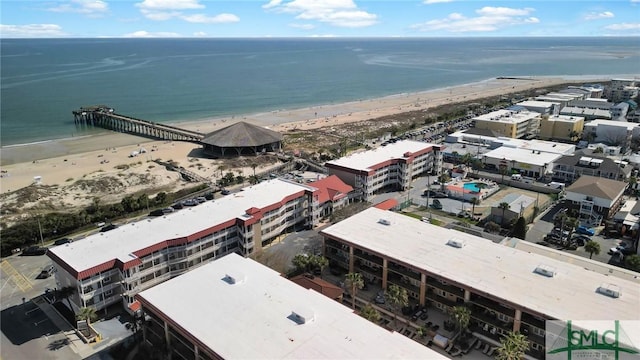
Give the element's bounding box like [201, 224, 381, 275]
[1, 252, 82, 360]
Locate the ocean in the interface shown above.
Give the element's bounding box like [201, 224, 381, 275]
[1, 37, 639, 146]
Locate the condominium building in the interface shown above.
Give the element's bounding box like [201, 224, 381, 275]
[552, 154, 631, 184]
[47, 179, 322, 313]
[325, 140, 442, 201]
[136, 253, 447, 360]
[321, 208, 640, 359]
[583, 119, 640, 151]
[606, 79, 639, 103]
[472, 109, 542, 139]
[538, 114, 585, 142]
[564, 175, 627, 227]
[515, 100, 560, 115]
[481, 146, 561, 179]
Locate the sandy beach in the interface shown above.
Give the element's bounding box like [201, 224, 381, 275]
[0, 76, 609, 202]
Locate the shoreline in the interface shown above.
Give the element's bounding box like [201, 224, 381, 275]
[0, 74, 616, 167]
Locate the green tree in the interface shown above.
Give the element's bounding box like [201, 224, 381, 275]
[291, 254, 310, 273]
[470, 197, 479, 217]
[251, 163, 258, 179]
[495, 331, 530, 360]
[593, 146, 604, 154]
[310, 255, 328, 276]
[565, 217, 579, 244]
[386, 284, 409, 327]
[449, 306, 471, 334]
[584, 240, 601, 259]
[155, 192, 167, 205]
[512, 217, 527, 240]
[58, 286, 77, 314]
[235, 175, 245, 184]
[438, 173, 450, 191]
[499, 163, 508, 183]
[498, 202, 510, 227]
[344, 272, 364, 310]
[624, 254, 640, 272]
[484, 221, 501, 233]
[359, 304, 381, 324]
[76, 307, 98, 325]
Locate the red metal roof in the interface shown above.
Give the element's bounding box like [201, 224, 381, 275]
[308, 175, 354, 204]
[373, 198, 398, 210]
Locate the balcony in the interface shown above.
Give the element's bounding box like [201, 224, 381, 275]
[470, 295, 515, 317]
[387, 274, 420, 295]
[356, 263, 382, 278]
[425, 278, 465, 298]
[353, 250, 383, 266]
[425, 289, 461, 308]
[387, 263, 421, 281]
[520, 312, 546, 330]
[470, 304, 513, 332]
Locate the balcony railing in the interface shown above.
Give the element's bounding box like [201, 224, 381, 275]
[520, 312, 546, 330]
[352, 250, 383, 266]
[470, 295, 515, 317]
[425, 289, 460, 308]
[425, 278, 465, 298]
[387, 263, 421, 281]
[470, 304, 513, 331]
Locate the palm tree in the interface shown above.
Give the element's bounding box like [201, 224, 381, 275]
[584, 240, 601, 259]
[311, 255, 328, 277]
[498, 202, 510, 227]
[345, 273, 364, 310]
[565, 217, 579, 244]
[386, 284, 409, 327]
[291, 254, 310, 273]
[76, 307, 97, 325]
[470, 197, 479, 217]
[495, 331, 530, 360]
[499, 163, 508, 183]
[58, 286, 77, 313]
[449, 306, 471, 335]
[359, 304, 381, 324]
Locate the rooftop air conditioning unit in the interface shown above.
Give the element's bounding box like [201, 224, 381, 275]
[291, 309, 314, 324]
[378, 219, 391, 226]
[597, 283, 621, 298]
[534, 264, 556, 278]
[447, 239, 466, 248]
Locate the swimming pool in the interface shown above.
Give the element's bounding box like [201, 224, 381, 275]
[463, 182, 481, 192]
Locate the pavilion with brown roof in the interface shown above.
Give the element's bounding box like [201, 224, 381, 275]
[200, 121, 283, 157]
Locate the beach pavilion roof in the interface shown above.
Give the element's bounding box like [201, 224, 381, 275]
[201, 121, 282, 147]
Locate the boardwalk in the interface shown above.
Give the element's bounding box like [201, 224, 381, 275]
[73, 105, 204, 143]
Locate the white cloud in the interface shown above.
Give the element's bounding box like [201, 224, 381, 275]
[423, 0, 453, 4]
[605, 22, 640, 30]
[123, 30, 180, 37]
[411, 6, 538, 33]
[584, 11, 614, 20]
[136, 0, 204, 10]
[290, 23, 315, 30]
[193, 31, 207, 37]
[0, 24, 67, 38]
[181, 13, 239, 23]
[264, 0, 378, 28]
[47, 0, 109, 16]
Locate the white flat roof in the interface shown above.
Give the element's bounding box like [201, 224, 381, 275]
[545, 114, 585, 123]
[320, 208, 640, 323]
[326, 140, 436, 172]
[517, 100, 559, 109]
[50, 179, 314, 273]
[483, 146, 562, 166]
[494, 138, 575, 155]
[585, 119, 640, 130]
[560, 107, 611, 118]
[473, 109, 540, 124]
[137, 254, 446, 359]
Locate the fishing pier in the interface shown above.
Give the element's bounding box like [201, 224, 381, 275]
[73, 105, 204, 143]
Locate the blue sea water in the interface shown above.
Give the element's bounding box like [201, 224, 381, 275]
[1, 37, 639, 146]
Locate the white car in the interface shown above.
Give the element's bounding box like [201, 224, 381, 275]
[609, 242, 630, 255]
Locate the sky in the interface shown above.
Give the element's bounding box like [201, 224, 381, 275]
[1, 0, 639, 38]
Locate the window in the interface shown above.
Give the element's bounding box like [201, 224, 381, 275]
[104, 289, 113, 296]
[102, 276, 111, 283]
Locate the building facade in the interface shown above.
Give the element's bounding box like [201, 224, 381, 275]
[583, 119, 640, 151]
[606, 79, 639, 103]
[552, 154, 631, 184]
[321, 208, 640, 360]
[538, 114, 584, 142]
[564, 175, 627, 227]
[472, 109, 542, 139]
[325, 140, 442, 201]
[47, 179, 322, 314]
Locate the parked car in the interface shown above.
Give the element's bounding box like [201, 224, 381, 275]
[221, 189, 231, 195]
[100, 223, 118, 232]
[37, 265, 55, 279]
[204, 192, 215, 200]
[22, 246, 48, 256]
[182, 199, 198, 206]
[54, 238, 72, 246]
[172, 202, 184, 210]
[374, 291, 386, 304]
[609, 242, 634, 255]
[149, 209, 165, 217]
[576, 226, 595, 236]
[430, 199, 443, 210]
[572, 235, 590, 246]
[195, 196, 207, 203]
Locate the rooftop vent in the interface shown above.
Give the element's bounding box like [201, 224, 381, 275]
[534, 264, 557, 278]
[447, 239, 467, 248]
[223, 272, 245, 285]
[378, 219, 391, 226]
[289, 308, 315, 325]
[597, 283, 621, 298]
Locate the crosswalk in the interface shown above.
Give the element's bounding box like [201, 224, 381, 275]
[1, 259, 33, 292]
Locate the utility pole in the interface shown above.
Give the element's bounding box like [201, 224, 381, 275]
[36, 216, 44, 247]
